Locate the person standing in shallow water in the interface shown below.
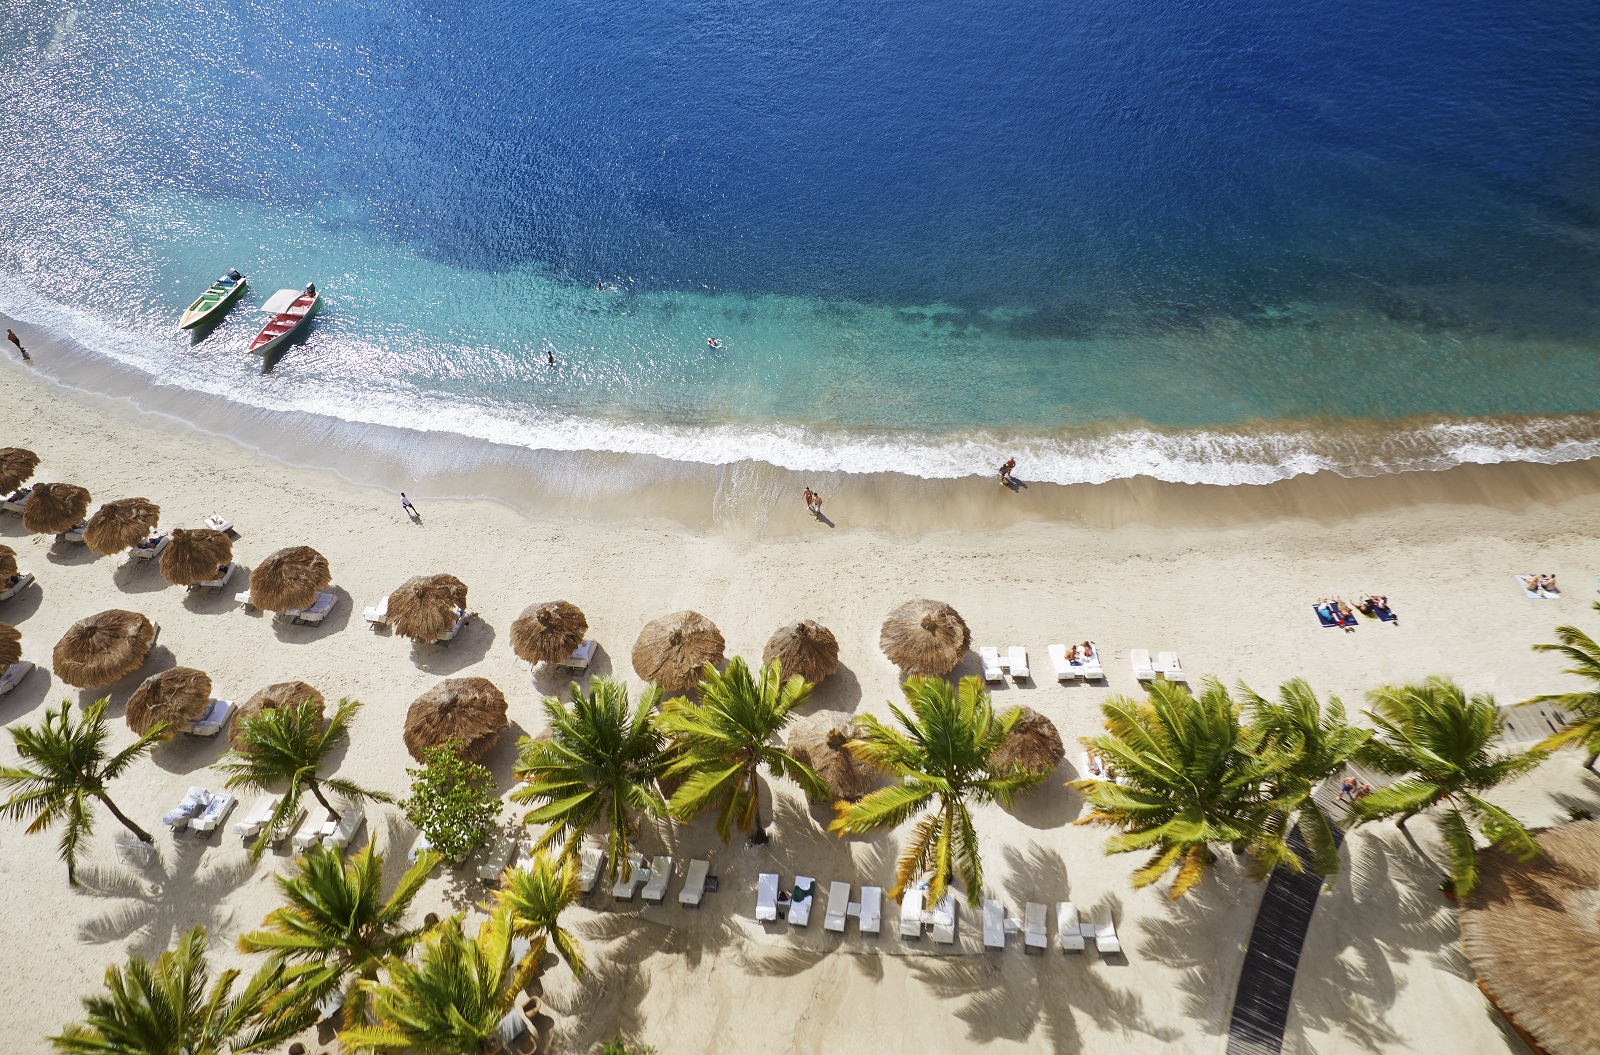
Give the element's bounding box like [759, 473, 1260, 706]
[6, 328, 28, 361]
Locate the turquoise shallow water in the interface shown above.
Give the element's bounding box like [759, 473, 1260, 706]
[1, 0, 1598, 483]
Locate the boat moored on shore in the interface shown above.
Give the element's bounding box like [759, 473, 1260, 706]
[179, 269, 247, 329]
[249, 284, 320, 356]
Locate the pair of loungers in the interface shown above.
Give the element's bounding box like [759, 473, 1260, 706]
[188, 563, 237, 592]
[899, 887, 959, 943]
[979, 646, 1031, 683]
[755, 873, 883, 933]
[1048, 642, 1104, 681]
[292, 808, 365, 855]
[610, 852, 678, 903]
[127, 532, 170, 561]
[240, 590, 338, 625]
[162, 787, 235, 835]
[231, 795, 306, 850]
[985, 900, 1120, 955]
[1131, 649, 1186, 683]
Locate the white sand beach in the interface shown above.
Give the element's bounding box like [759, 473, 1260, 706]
[3, 358, 1595, 1054]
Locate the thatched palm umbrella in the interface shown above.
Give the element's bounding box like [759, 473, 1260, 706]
[126, 667, 212, 737]
[0, 544, 16, 581]
[231, 680, 326, 750]
[83, 498, 161, 555]
[159, 527, 233, 586]
[786, 710, 876, 800]
[0, 448, 40, 494]
[22, 481, 90, 534]
[249, 546, 331, 612]
[388, 574, 468, 643]
[991, 706, 1065, 773]
[878, 599, 971, 675]
[762, 620, 840, 685]
[0, 623, 20, 669]
[52, 609, 157, 688]
[1459, 819, 1600, 1055]
[632, 610, 725, 693]
[510, 600, 587, 666]
[404, 677, 508, 762]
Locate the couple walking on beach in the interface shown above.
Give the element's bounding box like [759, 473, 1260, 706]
[802, 487, 824, 519]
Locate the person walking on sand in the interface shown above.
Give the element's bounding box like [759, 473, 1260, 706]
[999, 456, 1016, 482]
[6, 328, 29, 361]
[400, 492, 420, 520]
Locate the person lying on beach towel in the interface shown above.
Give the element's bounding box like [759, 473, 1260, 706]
[1357, 595, 1399, 623]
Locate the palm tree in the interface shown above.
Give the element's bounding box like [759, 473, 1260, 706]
[660, 657, 828, 844]
[0, 700, 166, 886]
[830, 675, 1045, 907]
[215, 698, 391, 859]
[52, 926, 300, 1055]
[491, 850, 585, 976]
[510, 677, 669, 881]
[1522, 607, 1600, 772]
[1243, 678, 1371, 881]
[1070, 678, 1291, 899]
[338, 907, 539, 1055]
[238, 842, 438, 1026]
[1354, 677, 1544, 897]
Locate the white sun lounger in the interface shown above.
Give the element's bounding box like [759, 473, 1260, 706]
[0, 660, 34, 696]
[1057, 902, 1085, 951]
[642, 855, 673, 901]
[756, 872, 781, 921]
[280, 591, 337, 625]
[1092, 905, 1120, 954]
[435, 611, 469, 643]
[163, 787, 211, 832]
[268, 806, 306, 849]
[787, 877, 817, 926]
[1157, 651, 1187, 682]
[900, 888, 926, 938]
[612, 852, 647, 899]
[477, 835, 521, 884]
[1130, 648, 1156, 682]
[294, 813, 335, 852]
[190, 792, 235, 834]
[1048, 644, 1077, 681]
[558, 638, 598, 671]
[679, 858, 710, 905]
[1007, 647, 1030, 681]
[189, 562, 236, 591]
[1024, 902, 1047, 949]
[363, 597, 389, 626]
[0, 572, 35, 602]
[824, 881, 851, 932]
[62, 519, 88, 543]
[203, 513, 232, 534]
[128, 533, 169, 561]
[233, 796, 282, 839]
[1076, 642, 1104, 680]
[576, 847, 606, 893]
[983, 899, 1006, 949]
[1, 488, 30, 515]
[859, 886, 883, 935]
[978, 646, 1004, 683]
[183, 699, 234, 737]
[326, 808, 365, 854]
[930, 892, 957, 944]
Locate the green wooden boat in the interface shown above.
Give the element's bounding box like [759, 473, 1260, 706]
[179, 269, 248, 329]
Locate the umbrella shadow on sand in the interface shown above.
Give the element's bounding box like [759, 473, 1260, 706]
[269, 586, 357, 641]
[111, 558, 173, 595]
[182, 565, 250, 615]
[411, 617, 496, 675]
[75, 645, 177, 714]
[73, 837, 259, 961]
[804, 662, 862, 712]
[46, 538, 103, 567]
[0, 662, 54, 719]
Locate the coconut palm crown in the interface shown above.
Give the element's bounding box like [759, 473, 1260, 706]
[660, 656, 828, 843]
[1521, 606, 1600, 772]
[830, 675, 1046, 908]
[1353, 677, 1544, 897]
[490, 850, 586, 976]
[215, 698, 391, 859]
[0, 700, 166, 886]
[511, 677, 670, 881]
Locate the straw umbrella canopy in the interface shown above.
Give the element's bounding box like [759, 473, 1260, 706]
[231, 680, 326, 750]
[126, 667, 213, 737]
[249, 546, 331, 612]
[83, 497, 161, 555]
[388, 574, 468, 642]
[22, 481, 90, 534]
[878, 599, 971, 675]
[404, 677, 508, 762]
[510, 600, 588, 666]
[762, 619, 840, 685]
[785, 710, 877, 800]
[0, 448, 39, 494]
[0, 544, 16, 581]
[0, 623, 20, 669]
[1459, 819, 1600, 1055]
[159, 527, 233, 586]
[991, 706, 1065, 773]
[632, 610, 725, 693]
[52, 609, 157, 688]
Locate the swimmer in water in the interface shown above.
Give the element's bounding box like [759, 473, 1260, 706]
[708, 338, 723, 349]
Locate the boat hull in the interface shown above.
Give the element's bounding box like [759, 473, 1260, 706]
[179, 275, 248, 329]
[249, 291, 320, 356]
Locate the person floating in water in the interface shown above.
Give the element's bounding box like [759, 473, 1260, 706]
[547, 348, 555, 365]
[707, 338, 723, 349]
[999, 457, 1017, 482]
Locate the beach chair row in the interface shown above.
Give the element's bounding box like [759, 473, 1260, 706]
[757, 873, 886, 934]
[473, 840, 719, 907]
[162, 788, 363, 856]
[980, 898, 1121, 955]
[981, 643, 1188, 685]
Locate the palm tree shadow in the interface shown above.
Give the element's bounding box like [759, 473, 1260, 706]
[74, 840, 258, 959]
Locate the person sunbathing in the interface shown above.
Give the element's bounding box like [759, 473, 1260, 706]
[2, 574, 18, 589]
[1538, 574, 1559, 594]
[1078, 641, 1095, 660]
[1086, 751, 1104, 777]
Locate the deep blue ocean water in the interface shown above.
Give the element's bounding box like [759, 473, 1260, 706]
[2, 0, 1599, 482]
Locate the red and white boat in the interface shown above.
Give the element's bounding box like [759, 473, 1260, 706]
[249, 285, 320, 356]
